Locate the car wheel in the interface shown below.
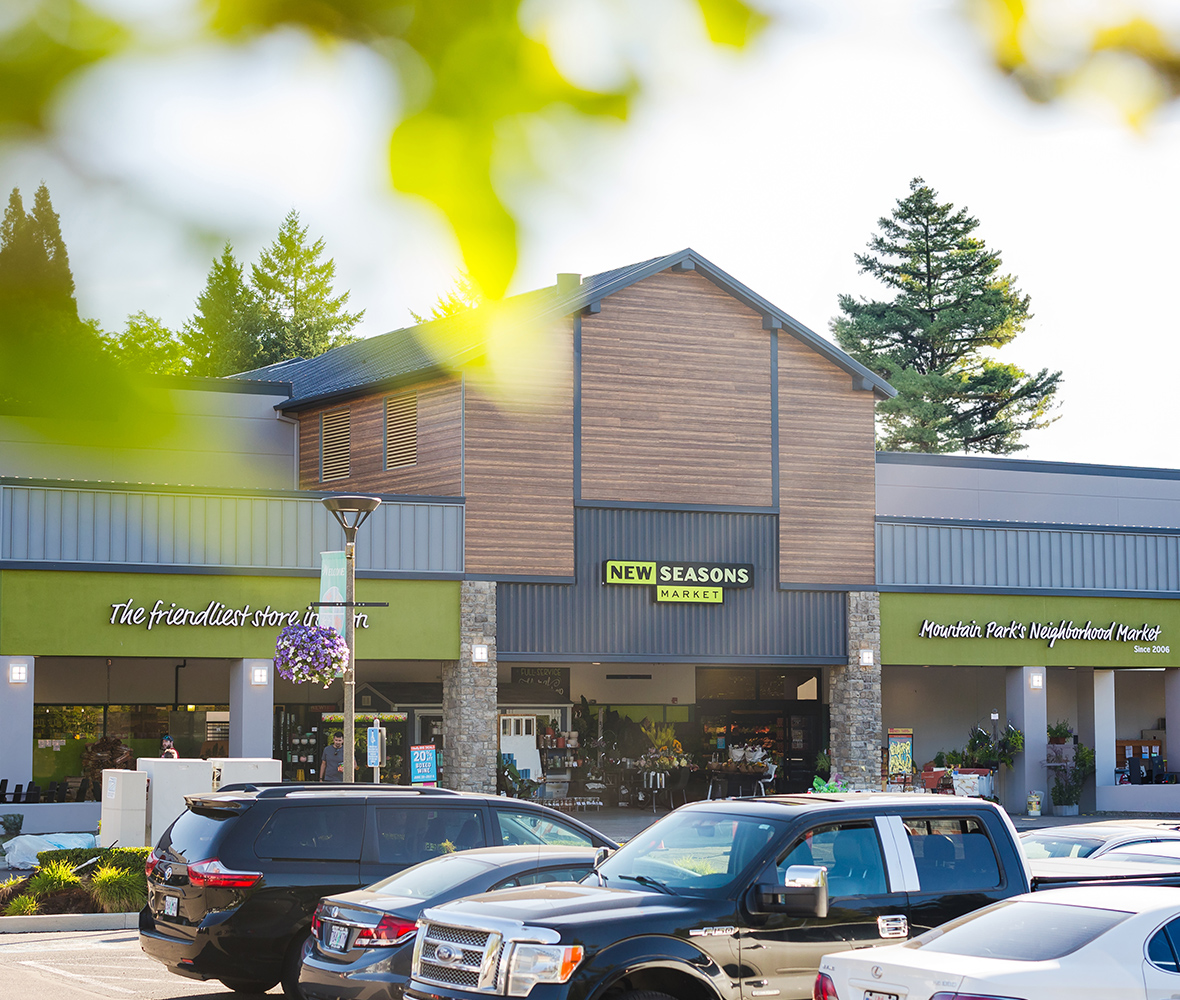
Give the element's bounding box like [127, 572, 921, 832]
[281, 934, 310, 999]
[615, 993, 677, 1000]
[220, 978, 278, 993]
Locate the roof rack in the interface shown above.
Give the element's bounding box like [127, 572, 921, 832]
[215, 782, 461, 798]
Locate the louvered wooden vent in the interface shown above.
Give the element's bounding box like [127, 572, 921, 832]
[321, 408, 351, 481]
[386, 392, 418, 469]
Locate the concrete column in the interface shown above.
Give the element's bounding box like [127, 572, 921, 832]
[0, 656, 35, 785]
[1093, 669, 1117, 787]
[229, 659, 275, 758]
[1004, 666, 1047, 813]
[442, 581, 498, 794]
[1076, 667, 1096, 812]
[1164, 670, 1180, 772]
[829, 592, 882, 790]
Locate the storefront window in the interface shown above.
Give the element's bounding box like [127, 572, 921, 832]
[32, 703, 229, 784]
[696, 668, 757, 700]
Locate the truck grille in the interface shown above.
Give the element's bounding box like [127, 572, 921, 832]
[415, 921, 503, 993]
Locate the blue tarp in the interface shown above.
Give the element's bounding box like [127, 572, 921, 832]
[2, 833, 98, 870]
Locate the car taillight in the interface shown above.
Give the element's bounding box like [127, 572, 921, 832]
[145, 849, 161, 878]
[354, 915, 418, 947]
[814, 973, 840, 1000]
[312, 904, 324, 934]
[187, 858, 262, 889]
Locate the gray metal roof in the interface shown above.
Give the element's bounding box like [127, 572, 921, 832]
[237, 249, 895, 409]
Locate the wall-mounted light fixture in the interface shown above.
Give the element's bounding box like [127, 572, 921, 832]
[251, 666, 269, 686]
[471, 644, 489, 664]
[9, 661, 29, 684]
[1029, 671, 1044, 691]
[859, 649, 875, 666]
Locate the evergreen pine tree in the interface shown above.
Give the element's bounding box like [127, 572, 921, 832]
[832, 177, 1062, 453]
[182, 244, 263, 376]
[250, 210, 363, 365]
[0, 183, 78, 318]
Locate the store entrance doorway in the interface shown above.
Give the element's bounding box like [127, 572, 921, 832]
[696, 666, 826, 793]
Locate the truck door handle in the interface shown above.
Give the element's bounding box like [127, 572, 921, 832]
[877, 914, 908, 938]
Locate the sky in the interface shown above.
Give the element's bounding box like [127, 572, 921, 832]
[5, 0, 1180, 469]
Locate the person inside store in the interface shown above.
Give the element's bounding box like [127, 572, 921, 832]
[160, 734, 179, 759]
[320, 732, 345, 782]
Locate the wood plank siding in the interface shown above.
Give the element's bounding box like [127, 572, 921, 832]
[298, 376, 462, 496]
[580, 270, 773, 506]
[461, 317, 575, 577]
[778, 335, 876, 585]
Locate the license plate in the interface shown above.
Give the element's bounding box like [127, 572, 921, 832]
[163, 894, 178, 918]
[863, 992, 898, 1000]
[328, 923, 349, 950]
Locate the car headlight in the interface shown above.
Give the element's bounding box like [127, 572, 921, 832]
[506, 943, 584, 997]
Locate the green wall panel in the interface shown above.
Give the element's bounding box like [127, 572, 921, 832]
[883, 592, 1180, 668]
[0, 570, 459, 659]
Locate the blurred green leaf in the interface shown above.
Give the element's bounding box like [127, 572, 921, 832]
[0, 0, 129, 135]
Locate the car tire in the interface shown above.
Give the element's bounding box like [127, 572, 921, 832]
[281, 934, 310, 999]
[220, 979, 278, 993]
[616, 993, 677, 1000]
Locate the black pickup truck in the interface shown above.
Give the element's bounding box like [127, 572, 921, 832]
[404, 793, 1034, 1000]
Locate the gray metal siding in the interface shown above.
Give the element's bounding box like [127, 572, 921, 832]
[499, 507, 846, 660]
[877, 520, 1180, 594]
[0, 484, 463, 574]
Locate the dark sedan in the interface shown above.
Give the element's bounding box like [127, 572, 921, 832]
[300, 845, 598, 1000]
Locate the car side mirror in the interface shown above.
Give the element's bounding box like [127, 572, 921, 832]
[594, 846, 614, 869]
[752, 865, 829, 918]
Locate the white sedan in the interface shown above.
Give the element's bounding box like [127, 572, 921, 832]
[816, 885, 1180, 1000]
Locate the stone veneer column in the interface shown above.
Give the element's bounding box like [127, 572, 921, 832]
[829, 591, 882, 789]
[442, 581, 499, 793]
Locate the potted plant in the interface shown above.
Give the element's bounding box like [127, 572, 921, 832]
[1051, 742, 1096, 815]
[1047, 720, 1073, 745]
[273, 622, 349, 686]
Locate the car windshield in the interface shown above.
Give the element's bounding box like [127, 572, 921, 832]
[906, 899, 1131, 961]
[594, 809, 787, 897]
[1021, 833, 1107, 859]
[368, 855, 493, 899]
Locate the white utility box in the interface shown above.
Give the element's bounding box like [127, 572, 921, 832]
[99, 769, 149, 848]
[137, 758, 215, 848]
[212, 757, 282, 789]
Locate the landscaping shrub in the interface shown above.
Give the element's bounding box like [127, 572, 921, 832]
[4, 894, 38, 916]
[1, 813, 22, 836]
[88, 863, 146, 913]
[27, 859, 83, 898]
[0, 875, 23, 905]
[36, 846, 150, 874]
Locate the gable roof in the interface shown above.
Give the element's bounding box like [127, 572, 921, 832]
[237, 248, 895, 410]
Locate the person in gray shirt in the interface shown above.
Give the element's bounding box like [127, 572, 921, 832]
[320, 732, 345, 782]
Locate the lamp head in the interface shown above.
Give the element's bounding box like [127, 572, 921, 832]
[322, 495, 382, 534]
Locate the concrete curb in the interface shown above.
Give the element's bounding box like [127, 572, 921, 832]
[0, 911, 139, 934]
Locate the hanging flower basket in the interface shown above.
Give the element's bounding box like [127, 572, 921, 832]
[274, 623, 349, 686]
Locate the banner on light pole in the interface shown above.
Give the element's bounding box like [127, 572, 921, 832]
[319, 551, 346, 636]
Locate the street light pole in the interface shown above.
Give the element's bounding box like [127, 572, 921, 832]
[321, 494, 381, 783]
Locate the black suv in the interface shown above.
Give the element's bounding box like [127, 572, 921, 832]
[139, 783, 617, 997]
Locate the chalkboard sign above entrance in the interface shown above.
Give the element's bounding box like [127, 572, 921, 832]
[511, 666, 570, 700]
[601, 560, 754, 604]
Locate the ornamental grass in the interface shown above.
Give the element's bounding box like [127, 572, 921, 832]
[27, 859, 81, 898]
[4, 894, 38, 916]
[88, 863, 147, 913]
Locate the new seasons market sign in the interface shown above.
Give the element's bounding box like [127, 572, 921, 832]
[881, 593, 1180, 669]
[601, 560, 754, 604]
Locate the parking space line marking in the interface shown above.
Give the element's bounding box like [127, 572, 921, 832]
[18, 960, 136, 993]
